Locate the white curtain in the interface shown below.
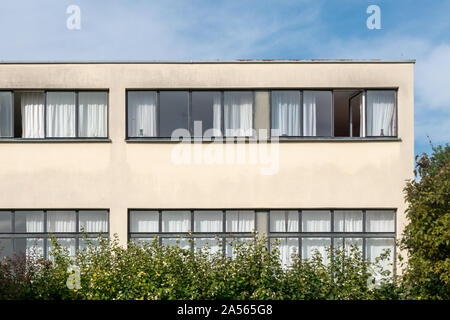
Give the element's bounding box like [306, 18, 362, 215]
[303, 91, 317, 136]
[47, 211, 76, 232]
[274, 238, 298, 267]
[46, 92, 76, 137]
[24, 212, 44, 232]
[270, 211, 298, 232]
[226, 210, 254, 232]
[21, 92, 45, 138]
[225, 237, 252, 258]
[78, 92, 108, 137]
[366, 210, 395, 232]
[302, 211, 331, 232]
[334, 210, 363, 232]
[194, 238, 221, 254]
[162, 211, 190, 232]
[194, 211, 222, 232]
[0, 92, 12, 137]
[224, 92, 253, 137]
[302, 238, 331, 264]
[128, 91, 157, 137]
[367, 90, 396, 136]
[272, 91, 301, 136]
[79, 211, 108, 233]
[130, 211, 159, 232]
[366, 238, 394, 278]
[162, 238, 191, 250]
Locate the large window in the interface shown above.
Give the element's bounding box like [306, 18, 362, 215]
[271, 89, 397, 138]
[0, 90, 108, 139]
[268, 209, 396, 271]
[127, 90, 254, 139]
[129, 210, 256, 254]
[0, 210, 109, 259]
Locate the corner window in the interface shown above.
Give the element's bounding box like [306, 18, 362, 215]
[366, 90, 397, 137]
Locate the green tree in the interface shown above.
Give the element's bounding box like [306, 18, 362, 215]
[400, 143, 450, 299]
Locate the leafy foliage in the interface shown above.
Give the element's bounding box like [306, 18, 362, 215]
[399, 143, 450, 299]
[0, 235, 400, 300]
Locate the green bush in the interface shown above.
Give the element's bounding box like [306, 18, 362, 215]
[399, 143, 450, 299]
[0, 234, 401, 300]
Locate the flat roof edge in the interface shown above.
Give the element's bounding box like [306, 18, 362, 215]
[0, 59, 416, 65]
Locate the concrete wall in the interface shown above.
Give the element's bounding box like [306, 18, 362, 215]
[0, 62, 414, 259]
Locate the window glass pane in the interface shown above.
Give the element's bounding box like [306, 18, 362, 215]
[225, 237, 253, 258]
[159, 91, 189, 137]
[0, 239, 13, 259]
[0, 211, 12, 232]
[78, 92, 108, 138]
[79, 210, 108, 233]
[127, 91, 157, 137]
[334, 210, 363, 232]
[226, 210, 255, 232]
[46, 92, 76, 137]
[194, 238, 222, 254]
[0, 92, 13, 137]
[271, 91, 301, 136]
[333, 237, 363, 255]
[47, 211, 76, 233]
[130, 210, 159, 233]
[14, 238, 44, 258]
[47, 238, 76, 258]
[270, 210, 298, 232]
[271, 237, 299, 267]
[224, 91, 253, 137]
[192, 91, 222, 137]
[366, 90, 396, 136]
[131, 237, 158, 246]
[161, 237, 191, 250]
[302, 210, 331, 232]
[15, 211, 44, 233]
[366, 238, 394, 276]
[194, 211, 223, 232]
[20, 92, 45, 138]
[302, 238, 331, 264]
[303, 91, 332, 136]
[366, 210, 395, 232]
[162, 211, 190, 232]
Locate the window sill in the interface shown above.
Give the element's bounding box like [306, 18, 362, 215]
[0, 138, 112, 143]
[125, 137, 402, 143]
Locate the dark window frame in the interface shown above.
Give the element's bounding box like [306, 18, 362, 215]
[0, 89, 110, 141]
[128, 209, 258, 254]
[267, 208, 397, 271]
[126, 89, 256, 141]
[0, 209, 110, 259]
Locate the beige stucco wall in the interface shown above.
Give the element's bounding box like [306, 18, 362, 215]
[0, 62, 414, 265]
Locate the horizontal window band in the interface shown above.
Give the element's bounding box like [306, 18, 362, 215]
[0, 138, 112, 143]
[0, 233, 108, 238]
[125, 137, 401, 143]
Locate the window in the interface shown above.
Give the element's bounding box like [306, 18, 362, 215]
[127, 90, 253, 139]
[129, 210, 256, 253]
[271, 91, 301, 137]
[0, 90, 108, 139]
[159, 91, 189, 137]
[366, 90, 397, 137]
[270, 89, 397, 138]
[0, 210, 109, 259]
[191, 91, 222, 137]
[269, 209, 396, 271]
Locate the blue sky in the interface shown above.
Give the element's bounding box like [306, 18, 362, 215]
[0, 0, 449, 156]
